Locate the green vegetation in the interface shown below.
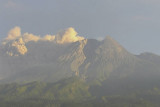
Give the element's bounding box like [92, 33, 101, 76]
[0, 77, 160, 107]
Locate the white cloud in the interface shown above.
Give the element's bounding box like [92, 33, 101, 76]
[5, 26, 21, 40]
[43, 35, 55, 41]
[56, 27, 84, 44]
[4, 26, 84, 44]
[22, 33, 41, 42]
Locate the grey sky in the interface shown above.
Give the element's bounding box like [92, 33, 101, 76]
[1, 0, 160, 54]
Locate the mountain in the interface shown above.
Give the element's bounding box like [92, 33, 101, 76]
[0, 27, 160, 84]
[0, 35, 137, 83]
[136, 52, 160, 65]
[1, 27, 160, 106]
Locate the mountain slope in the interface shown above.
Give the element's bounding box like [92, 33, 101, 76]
[0, 77, 159, 107]
[1, 34, 160, 85]
[136, 52, 160, 65]
[1, 27, 160, 106]
[79, 36, 139, 82]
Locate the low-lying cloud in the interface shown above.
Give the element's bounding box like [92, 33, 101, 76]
[4, 26, 85, 44]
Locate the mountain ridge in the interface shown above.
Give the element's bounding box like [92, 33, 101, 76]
[1, 27, 160, 85]
[1, 27, 160, 106]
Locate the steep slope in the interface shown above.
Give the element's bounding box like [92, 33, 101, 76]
[0, 41, 78, 83]
[0, 35, 138, 83]
[58, 39, 87, 76]
[0, 27, 86, 83]
[1, 35, 160, 85]
[1, 27, 160, 106]
[1, 28, 160, 86]
[79, 36, 139, 82]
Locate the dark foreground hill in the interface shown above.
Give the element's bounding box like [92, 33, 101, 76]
[0, 77, 160, 107]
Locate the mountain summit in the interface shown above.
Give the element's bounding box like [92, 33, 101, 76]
[0, 27, 160, 85]
[1, 27, 160, 106]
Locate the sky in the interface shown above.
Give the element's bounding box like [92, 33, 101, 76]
[1, 0, 160, 55]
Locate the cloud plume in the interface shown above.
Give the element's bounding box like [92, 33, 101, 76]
[23, 33, 41, 42]
[3, 26, 85, 55]
[11, 38, 28, 55]
[5, 26, 21, 40]
[4, 26, 84, 44]
[56, 27, 84, 44]
[43, 35, 55, 41]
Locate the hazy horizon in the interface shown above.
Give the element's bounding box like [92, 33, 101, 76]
[1, 26, 160, 56]
[1, 0, 160, 55]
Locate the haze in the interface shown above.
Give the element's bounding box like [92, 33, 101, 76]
[1, 1, 160, 106]
[1, 0, 160, 54]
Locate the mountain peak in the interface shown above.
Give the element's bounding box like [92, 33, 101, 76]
[102, 36, 124, 53]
